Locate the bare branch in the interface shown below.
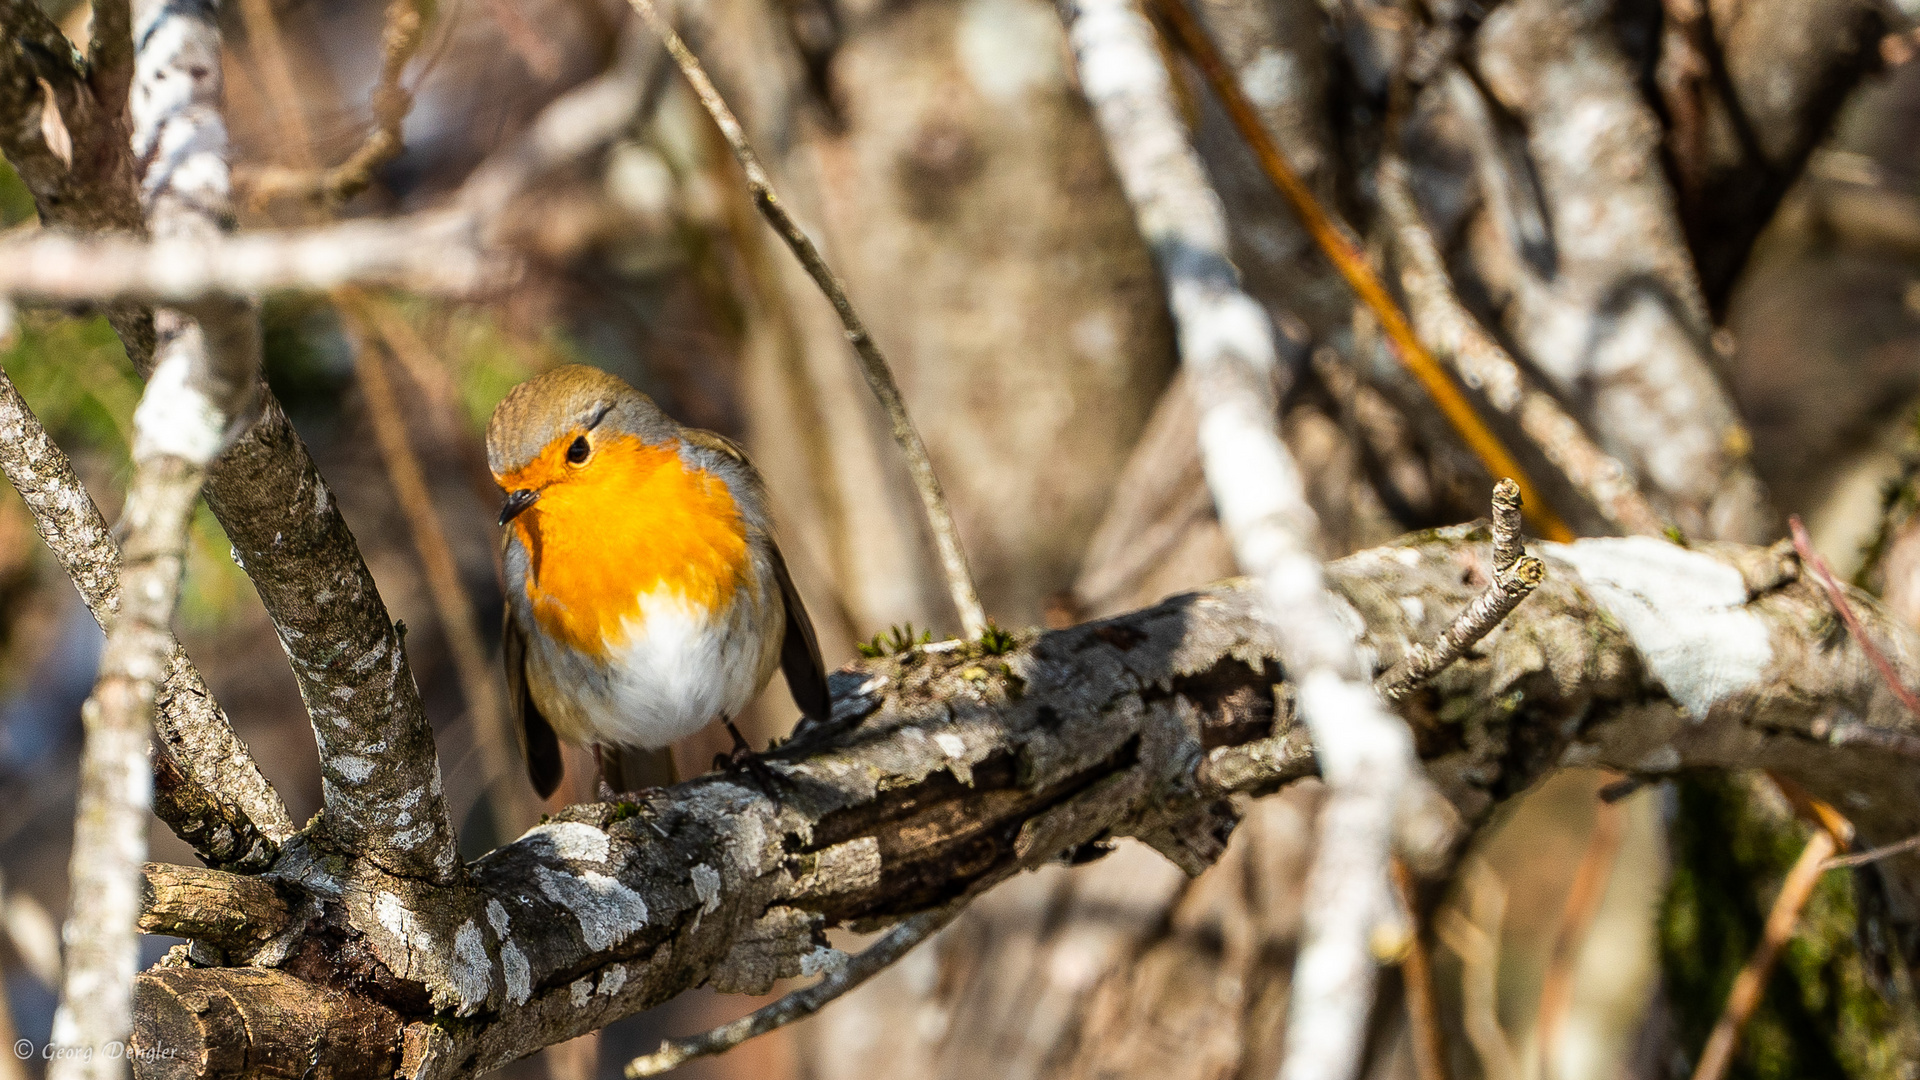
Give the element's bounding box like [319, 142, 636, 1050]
[624, 904, 963, 1077]
[239, 0, 430, 206]
[1689, 825, 1841, 1080]
[1792, 516, 1920, 719]
[138, 863, 291, 953]
[0, 363, 292, 867]
[1391, 858, 1450, 1080]
[1377, 155, 1670, 539]
[1147, 0, 1572, 543]
[0, 20, 672, 305]
[50, 1, 265, 1070]
[85, 0, 134, 112]
[625, 0, 989, 639]
[115, 529, 1920, 1075]
[1058, 4, 1454, 1079]
[1466, 0, 1771, 540]
[337, 293, 537, 838]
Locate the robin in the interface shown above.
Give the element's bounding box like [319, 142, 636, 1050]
[486, 364, 830, 798]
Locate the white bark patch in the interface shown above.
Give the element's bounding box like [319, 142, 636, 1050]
[334, 756, 375, 783]
[691, 864, 721, 914]
[502, 943, 532, 1006]
[373, 891, 435, 957]
[570, 978, 594, 1007]
[449, 920, 492, 1013]
[800, 946, 848, 977]
[1546, 537, 1773, 718]
[524, 821, 612, 864]
[486, 899, 511, 938]
[597, 965, 627, 997]
[534, 867, 649, 951]
[132, 346, 227, 464]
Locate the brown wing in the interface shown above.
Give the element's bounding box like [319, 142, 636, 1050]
[504, 603, 565, 798]
[770, 541, 831, 724]
[681, 428, 832, 724]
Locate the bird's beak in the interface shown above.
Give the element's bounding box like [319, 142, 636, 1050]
[498, 489, 540, 526]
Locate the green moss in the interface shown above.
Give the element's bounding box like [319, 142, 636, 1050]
[857, 623, 933, 659]
[1660, 775, 1911, 1079]
[978, 620, 1017, 656]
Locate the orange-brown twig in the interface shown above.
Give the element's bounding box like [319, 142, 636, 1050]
[1534, 788, 1627, 1079]
[1146, 0, 1573, 543]
[1390, 858, 1450, 1080]
[1688, 825, 1839, 1080]
[1789, 515, 1920, 719]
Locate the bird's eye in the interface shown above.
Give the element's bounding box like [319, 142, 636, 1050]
[566, 435, 590, 464]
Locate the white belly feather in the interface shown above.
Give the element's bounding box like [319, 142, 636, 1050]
[524, 583, 775, 750]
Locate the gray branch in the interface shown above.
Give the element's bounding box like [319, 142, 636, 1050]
[0, 364, 292, 868]
[116, 531, 1920, 1077]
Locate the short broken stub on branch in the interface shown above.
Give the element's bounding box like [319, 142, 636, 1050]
[118, 528, 1920, 1079]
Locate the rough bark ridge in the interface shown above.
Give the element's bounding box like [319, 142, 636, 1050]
[122, 530, 1920, 1077]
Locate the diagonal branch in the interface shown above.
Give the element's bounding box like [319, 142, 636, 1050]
[1058, 4, 1454, 1080]
[1146, 0, 1572, 544]
[1467, 0, 1771, 541]
[1377, 155, 1670, 539]
[625, 0, 989, 639]
[0, 364, 292, 868]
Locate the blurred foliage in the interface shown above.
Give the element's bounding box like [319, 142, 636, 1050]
[1, 310, 253, 633]
[1661, 774, 1918, 1079]
[0, 157, 32, 225]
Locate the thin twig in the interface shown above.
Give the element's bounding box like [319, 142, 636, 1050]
[1823, 831, 1920, 870]
[1377, 156, 1669, 539]
[1534, 788, 1626, 1079]
[1790, 515, 1920, 719]
[1379, 480, 1545, 700]
[625, 0, 987, 639]
[1145, 0, 1572, 543]
[338, 294, 537, 841]
[1390, 858, 1450, 1080]
[1688, 825, 1840, 1080]
[623, 904, 961, 1076]
[239, 0, 431, 206]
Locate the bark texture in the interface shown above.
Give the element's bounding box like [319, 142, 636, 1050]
[116, 532, 1920, 1076]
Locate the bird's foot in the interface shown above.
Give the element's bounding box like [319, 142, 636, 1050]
[715, 719, 785, 807]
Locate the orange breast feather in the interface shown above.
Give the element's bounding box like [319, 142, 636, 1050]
[505, 436, 748, 657]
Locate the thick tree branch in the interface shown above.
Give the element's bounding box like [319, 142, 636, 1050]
[1462, 0, 1772, 540]
[119, 530, 1920, 1077]
[1666, 0, 1887, 311]
[138, 864, 290, 952]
